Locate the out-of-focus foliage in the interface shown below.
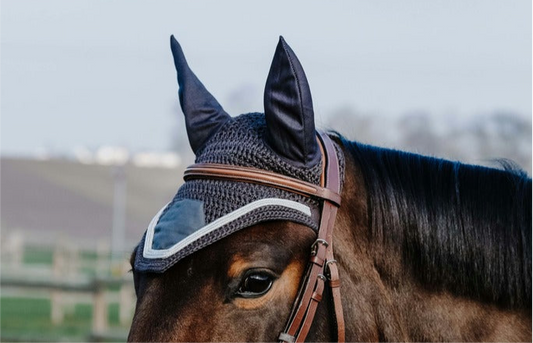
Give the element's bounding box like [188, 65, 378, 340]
[326, 108, 531, 174]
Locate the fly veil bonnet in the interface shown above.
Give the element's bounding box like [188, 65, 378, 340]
[134, 36, 346, 342]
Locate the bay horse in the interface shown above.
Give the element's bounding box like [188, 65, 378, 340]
[128, 36, 532, 342]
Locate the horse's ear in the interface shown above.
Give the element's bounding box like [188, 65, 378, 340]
[170, 35, 231, 154]
[263, 36, 320, 168]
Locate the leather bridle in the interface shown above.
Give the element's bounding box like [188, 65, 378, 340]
[184, 131, 345, 343]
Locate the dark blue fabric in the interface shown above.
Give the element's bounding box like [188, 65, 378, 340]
[264, 36, 320, 168]
[152, 199, 205, 250]
[170, 35, 231, 154]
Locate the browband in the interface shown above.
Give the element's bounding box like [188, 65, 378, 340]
[184, 164, 341, 207]
[183, 131, 345, 342]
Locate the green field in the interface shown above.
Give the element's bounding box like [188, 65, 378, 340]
[23, 247, 54, 265]
[1, 246, 133, 342]
[0, 297, 128, 342]
[0, 297, 130, 342]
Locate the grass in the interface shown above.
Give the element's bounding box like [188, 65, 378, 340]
[24, 246, 104, 264]
[23, 247, 54, 265]
[22, 245, 119, 278]
[0, 297, 126, 342]
[2, 247, 132, 342]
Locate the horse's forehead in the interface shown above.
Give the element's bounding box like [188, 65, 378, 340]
[145, 221, 312, 291]
[191, 221, 316, 266]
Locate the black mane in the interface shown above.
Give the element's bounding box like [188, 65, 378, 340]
[340, 136, 532, 309]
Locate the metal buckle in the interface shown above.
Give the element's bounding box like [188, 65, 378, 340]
[310, 238, 329, 256]
[324, 259, 337, 279]
[325, 259, 337, 269]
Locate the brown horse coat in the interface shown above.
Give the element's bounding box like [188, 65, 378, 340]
[128, 36, 531, 342]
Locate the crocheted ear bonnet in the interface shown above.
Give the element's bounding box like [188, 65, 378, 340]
[134, 36, 344, 273]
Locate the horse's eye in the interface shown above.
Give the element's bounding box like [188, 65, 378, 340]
[237, 272, 273, 298]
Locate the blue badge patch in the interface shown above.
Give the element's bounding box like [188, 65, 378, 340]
[152, 199, 205, 250]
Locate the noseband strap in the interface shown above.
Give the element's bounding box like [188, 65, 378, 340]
[184, 131, 345, 342]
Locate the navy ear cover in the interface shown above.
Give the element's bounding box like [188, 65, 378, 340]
[264, 36, 320, 168]
[170, 35, 231, 154]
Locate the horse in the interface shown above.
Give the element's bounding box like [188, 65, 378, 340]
[127, 36, 532, 342]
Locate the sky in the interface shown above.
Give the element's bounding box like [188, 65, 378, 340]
[1, 0, 531, 156]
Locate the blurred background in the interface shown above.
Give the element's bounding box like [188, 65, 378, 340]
[1, 0, 531, 341]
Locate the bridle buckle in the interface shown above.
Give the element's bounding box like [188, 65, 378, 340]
[310, 238, 329, 256]
[325, 259, 337, 274]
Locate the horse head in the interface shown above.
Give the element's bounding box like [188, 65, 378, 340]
[128, 36, 532, 342]
[128, 36, 346, 342]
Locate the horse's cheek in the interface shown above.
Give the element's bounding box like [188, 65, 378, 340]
[218, 260, 306, 341]
[205, 242, 306, 340]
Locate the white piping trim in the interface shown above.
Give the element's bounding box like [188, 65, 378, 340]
[143, 198, 311, 259]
